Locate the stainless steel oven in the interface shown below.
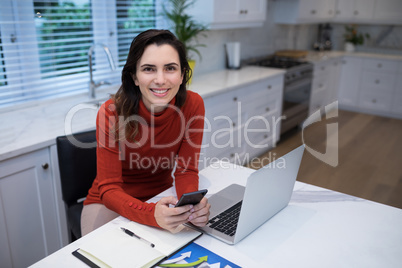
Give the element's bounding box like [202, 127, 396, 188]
[248, 56, 313, 135]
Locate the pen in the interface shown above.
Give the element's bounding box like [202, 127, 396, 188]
[120, 227, 155, 248]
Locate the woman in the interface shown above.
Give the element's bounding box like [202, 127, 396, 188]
[81, 29, 210, 235]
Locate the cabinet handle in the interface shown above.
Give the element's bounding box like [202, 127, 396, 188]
[311, 10, 316, 14]
[265, 107, 270, 112]
[267, 85, 272, 90]
[232, 122, 236, 127]
[264, 134, 268, 139]
[233, 97, 238, 102]
[372, 99, 377, 103]
[375, 79, 380, 84]
[230, 153, 235, 158]
[240, 10, 248, 14]
[377, 63, 382, 68]
[42, 163, 49, 170]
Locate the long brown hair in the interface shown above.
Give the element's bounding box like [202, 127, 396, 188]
[113, 29, 192, 141]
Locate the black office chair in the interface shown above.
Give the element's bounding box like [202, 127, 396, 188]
[56, 130, 97, 242]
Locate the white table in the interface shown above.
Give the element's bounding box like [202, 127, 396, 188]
[31, 161, 402, 268]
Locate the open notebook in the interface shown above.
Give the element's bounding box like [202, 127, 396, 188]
[73, 221, 202, 268]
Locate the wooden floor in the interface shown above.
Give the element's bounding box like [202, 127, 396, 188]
[247, 109, 402, 209]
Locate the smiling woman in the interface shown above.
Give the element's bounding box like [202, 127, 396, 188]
[134, 44, 184, 112]
[81, 29, 211, 235]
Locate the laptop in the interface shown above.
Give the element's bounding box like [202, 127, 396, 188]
[198, 145, 305, 244]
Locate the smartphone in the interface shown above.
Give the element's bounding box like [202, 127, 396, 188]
[175, 189, 208, 207]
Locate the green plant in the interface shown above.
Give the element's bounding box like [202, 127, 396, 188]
[163, 0, 208, 60]
[343, 25, 370, 46]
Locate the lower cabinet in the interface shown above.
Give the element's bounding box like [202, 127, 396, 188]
[0, 147, 67, 268]
[338, 56, 402, 119]
[310, 57, 341, 115]
[200, 75, 284, 169]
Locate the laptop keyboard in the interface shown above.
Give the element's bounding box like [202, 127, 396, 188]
[207, 201, 242, 236]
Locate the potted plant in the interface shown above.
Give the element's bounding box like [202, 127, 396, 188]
[343, 24, 370, 52]
[163, 0, 208, 83]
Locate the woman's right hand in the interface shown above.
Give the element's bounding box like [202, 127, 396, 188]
[154, 196, 194, 233]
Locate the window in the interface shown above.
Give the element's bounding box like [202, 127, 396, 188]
[0, 30, 6, 87]
[0, 0, 162, 109]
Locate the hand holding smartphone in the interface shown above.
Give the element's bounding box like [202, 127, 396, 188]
[175, 189, 208, 207]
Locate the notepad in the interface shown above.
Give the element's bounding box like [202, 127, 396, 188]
[73, 221, 202, 268]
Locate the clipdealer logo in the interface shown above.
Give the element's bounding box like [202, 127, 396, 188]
[302, 101, 339, 167]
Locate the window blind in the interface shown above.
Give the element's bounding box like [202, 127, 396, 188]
[0, 0, 157, 109]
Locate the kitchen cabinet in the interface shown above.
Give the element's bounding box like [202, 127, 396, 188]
[373, 0, 402, 24]
[338, 57, 363, 108]
[274, 0, 336, 24]
[333, 0, 375, 23]
[337, 55, 402, 119]
[310, 58, 341, 115]
[357, 58, 398, 113]
[392, 63, 402, 116]
[200, 75, 283, 169]
[188, 0, 267, 29]
[0, 148, 66, 268]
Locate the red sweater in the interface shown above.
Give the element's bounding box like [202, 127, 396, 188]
[84, 91, 205, 227]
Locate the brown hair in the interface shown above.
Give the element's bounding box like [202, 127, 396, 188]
[113, 29, 191, 141]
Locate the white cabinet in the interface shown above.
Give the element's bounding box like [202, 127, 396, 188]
[188, 0, 267, 29]
[337, 55, 402, 119]
[200, 75, 284, 169]
[310, 58, 342, 115]
[274, 0, 336, 24]
[0, 148, 66, 268]
[373, 0, 402, 25]
[333, 0, 375, 23]
[357, 58, 398, 113]
[392, 63, 402, 116]
[338, 57, 363, 107]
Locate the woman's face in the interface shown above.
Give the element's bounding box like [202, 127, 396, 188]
[134, 43, 184, 113]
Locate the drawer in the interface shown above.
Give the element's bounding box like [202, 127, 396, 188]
[245, 92, 282, 118]
[240, 76, 283, 103]
[309, 89, 327, 115]
[244, 130, 274, 151]
[203, 129, 245, 161]
[358, 92, 393, 112]
[203, 88, 241, 109]
[311, 76, 328, 94]
[360, 71, 396, 94]
[313, 61, 331, 78]
[362, 58, 399, 73]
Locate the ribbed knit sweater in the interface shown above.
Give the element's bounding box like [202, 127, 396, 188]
[84, 91, 205, 227]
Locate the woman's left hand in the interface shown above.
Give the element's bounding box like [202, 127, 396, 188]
[188, 197, 211, 227]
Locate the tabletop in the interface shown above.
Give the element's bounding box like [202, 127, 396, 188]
[30, 161, 402, 268]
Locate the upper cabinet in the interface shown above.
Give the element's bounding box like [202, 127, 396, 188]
[333, 0, 375, 23]
[188, 0, 267, 29]
[372, 0, 402, 25]
[273, 0, 336, 24]
[274, 0, 402, 25]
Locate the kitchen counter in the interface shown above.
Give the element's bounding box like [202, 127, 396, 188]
[305, 50, 402, 63]
[0, 66, 284, 162]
